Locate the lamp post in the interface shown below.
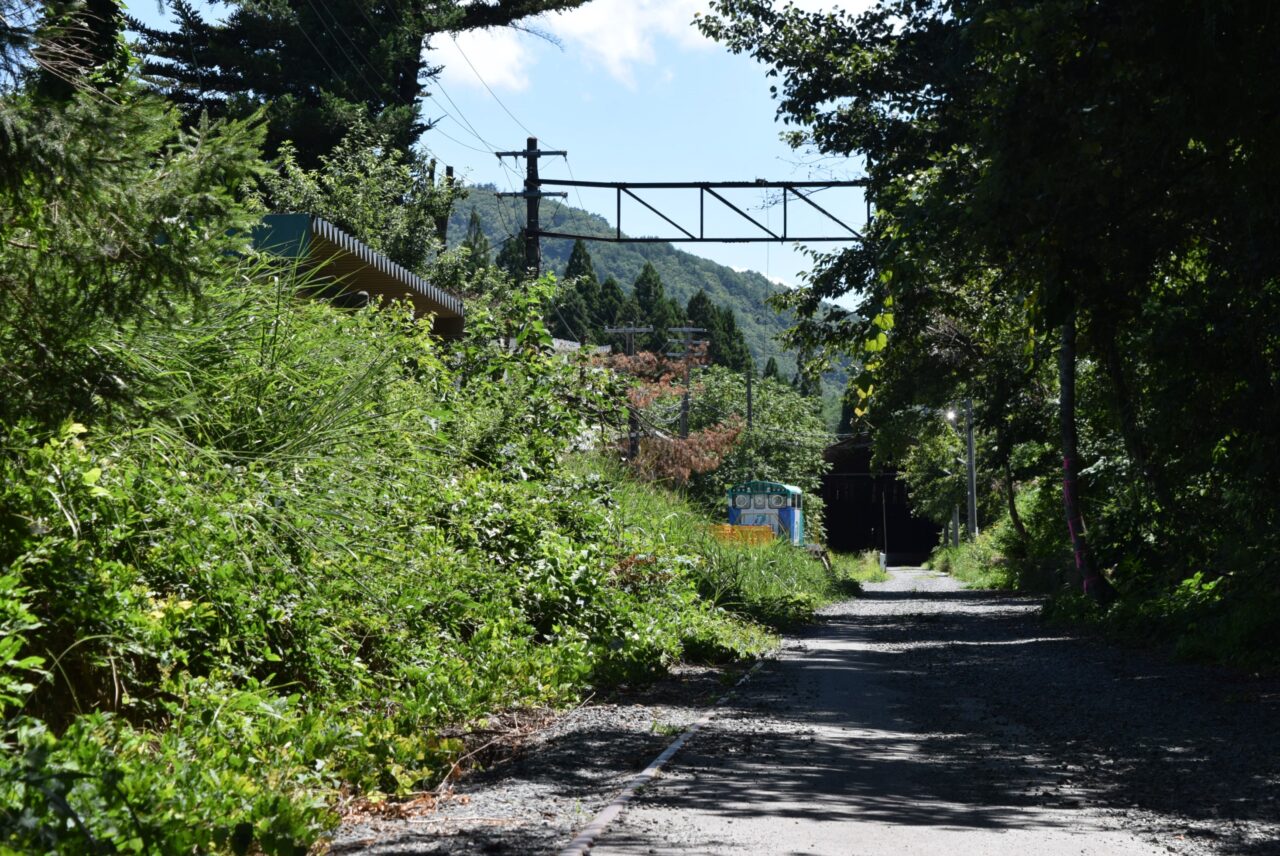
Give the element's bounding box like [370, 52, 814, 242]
[946, 399, 979, 540]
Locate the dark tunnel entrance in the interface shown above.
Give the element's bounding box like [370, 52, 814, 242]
[822, 437, 939, 565]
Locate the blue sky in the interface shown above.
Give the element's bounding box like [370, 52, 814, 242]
[127, 0, 872, 290]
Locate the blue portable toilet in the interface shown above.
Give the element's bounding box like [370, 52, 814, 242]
[727, 480, 805, 546]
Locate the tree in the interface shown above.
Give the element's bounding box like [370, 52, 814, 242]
[560, 239, 603, 341]
[684, 365, 831, 537]
[701, 0, 1280, 603]
[0, 78, 266, 425]
[687, 290, 752, 371]
[564, 238, 598, 285]
[133, 0, 590, 164]
[714, 305, 752, 372]
[262, 121, 457, 274]
[633, 262, 680, 352]
[547, 282, 591, 343]
[686, 290, 721, 345]
[460, 209, 492, 275]
[496, 230, 528, 282]
[598, 276, 625, 328]
[761, 356, 782, 382]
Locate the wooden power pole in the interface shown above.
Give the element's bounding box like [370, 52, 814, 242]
[496, 138, 567, 277]
[605, 324, 653, 459]
[668, 326, 707, 439]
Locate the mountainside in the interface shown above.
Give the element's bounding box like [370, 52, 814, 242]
[448, 185, 798, 375]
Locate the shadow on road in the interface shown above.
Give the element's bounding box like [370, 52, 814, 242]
[339, 574, 1280, 855]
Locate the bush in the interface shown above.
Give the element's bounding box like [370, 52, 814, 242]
[0, 264, 801, 852]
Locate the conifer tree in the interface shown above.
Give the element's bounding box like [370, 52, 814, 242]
[687, 290, 751, 371]
[495, 230, 527, 281]
[132, 0, 589, 165]
[548, 286, 590, 343]
[460, 209, 491, 275]
[762, 356, 782, 382]
[633, 262, 678, 351]
[714, 305, 753, 372]
[686, 289, 721, 341]
[599, 276, 625, 328]
[564, 238, 597, 284]
[562, 239, 602, 340]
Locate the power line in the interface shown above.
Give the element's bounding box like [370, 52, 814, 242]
[450, 34, 539, 139]
[306, 0, 389, 94]
[428, 123, 498, 155]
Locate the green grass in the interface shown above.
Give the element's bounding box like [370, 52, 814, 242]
[832, 550, 890, 585]
[594, 456, 857, 628]
[927, 531, 1018, 589]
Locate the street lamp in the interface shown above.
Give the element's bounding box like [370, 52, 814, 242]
[945, 400, 979, 541]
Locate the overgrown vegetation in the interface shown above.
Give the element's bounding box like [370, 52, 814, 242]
[702, 0, 1280, 667]
[601, 458, 857, 628]
[0, 21, 847, 852]
[0, 257, 828, 853]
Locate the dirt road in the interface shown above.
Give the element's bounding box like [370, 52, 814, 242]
[333, 568, 1280, 855]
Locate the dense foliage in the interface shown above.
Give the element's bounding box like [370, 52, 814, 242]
[261, 120, 459, 275]
[132, 0, 590, 164]
[0, 272, 789, 851]
[0, 79, 266, 427]
[0, 36, 851, 852]
[701, 0, 1280, 660]
[449, 190, 805, 377]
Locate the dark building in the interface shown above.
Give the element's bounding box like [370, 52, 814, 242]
[823, 436, 939, 565]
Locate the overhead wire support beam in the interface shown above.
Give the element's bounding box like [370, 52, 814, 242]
[494, 140, 868, 250]
[529, 178, 869, 244]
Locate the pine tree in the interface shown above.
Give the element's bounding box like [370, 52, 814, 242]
[715, 305, 753, 372]
[132, 0, 589, 165]
[564, 238, 597, 283]
[32, 0, 130, 98]
[633, 262, 678, 352]
[633, 262, 663, 317]
[762, 356, 782, 382]
[495, 230, 527, 281]
[562, 239, 602, 340]
[460, 209, 491, 275]
[599, 276, 625, 328]
[686, 290, 720, 339]
[687, 290, 751, 371]
[548, 286, 590, 343]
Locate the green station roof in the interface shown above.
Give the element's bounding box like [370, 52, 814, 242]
[253, 213, 465, 336]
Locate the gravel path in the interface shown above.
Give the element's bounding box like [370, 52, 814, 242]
[331, 568, 1280, 855]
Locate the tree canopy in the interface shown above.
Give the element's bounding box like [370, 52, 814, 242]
[133, 0, 590, 164]
[700, 0, 1280, 604]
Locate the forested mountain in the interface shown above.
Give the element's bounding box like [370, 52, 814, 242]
[447, 185, 799, 376]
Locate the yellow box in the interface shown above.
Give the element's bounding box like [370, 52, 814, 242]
[709, 524, 776, 546]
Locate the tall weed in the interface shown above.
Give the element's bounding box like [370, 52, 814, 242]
[0, 266, 787, 853]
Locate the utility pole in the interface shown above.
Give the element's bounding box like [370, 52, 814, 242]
[604, 325, 652, 360]
[745, 366, 753, 431]
[669, 326, 706, 439]
[496, 137, 566, 277]
[965, 397, 979, 540]
[605, 324, 653, 460]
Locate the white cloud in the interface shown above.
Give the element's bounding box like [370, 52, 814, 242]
[545, 0, 709, 88]
[434, 0, 880, 93]
[433, 28, 534, 93]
